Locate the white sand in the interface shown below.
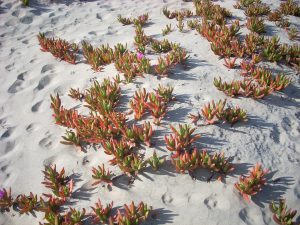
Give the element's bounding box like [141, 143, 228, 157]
[0, 0, 299, 224]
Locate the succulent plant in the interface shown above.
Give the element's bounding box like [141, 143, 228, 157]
[270, 199, 298, 225]
[129, 88, 148, 120]
[246, 17, 265, 34]
[162, 24, 173, 36]
[280, 0, 300, 17]
[15, 192, 39, 214]
[42, 165, 73, 200]
[165, 124, 200, 158]
[235, 163, 269, 202]
[115, 201, 152, 225]
[0, 188, 13, 211]
[92, 164, 113, 186]
[147, 151, 165, 171]
[223, 57, 237, 69]
[117, 15, 132, 25]
[37, 33, 78, 64]
[145, 92, 168, 125]
[91, 200, 113, 224]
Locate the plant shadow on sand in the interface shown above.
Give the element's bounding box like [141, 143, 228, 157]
[261, 83, 300, 109]
[64, 173, 97, 205]
[251, 170, 295, 208]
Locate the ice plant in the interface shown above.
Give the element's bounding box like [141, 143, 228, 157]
[91, 200, 113, 224]
[0, 188, 13, 211]
[117, 154, 146, 175]
[244, 3, 270, 17]
[147, 151, 165, 171]
[171, 148, 199, 173]
[101, 138, 133, 165]
[38, 195, 64, 214]
[177, 16, 184, 32]
[115, 201, 151, 225]
[84, 78, 120, 115]
[145, 92, 168, 125]
[155, 84, 175, 103]
[235, 163, 269, 202]
[117, 15, 132, 25]
[129, 88, 148, 120]
[37, 33, 78, 64]
[165, 124, 201, 158]
[151, 39, 172, 53]
[134, 24, 150, 48]
[122, 122, 153, 147]
[63, 208, 86, 225]
[162, 24, 173, 36]
[223, 57, 237, 69]
[133, 13, 149, 27]
[280, 0, 300, 16]
[246, 17, 265, 34]
[262, 36, 283, 62]
[221, 107, 247, 126]
[269, 199, 298, 225]
[187, 19, 199, 30]
[68, 88, 84, 101]
[61, 130, 81, 149]
[15, 193, 39, 214]
[199, 150, 234, 180]
[42, 165, 73, 200]
[169, 47, 189, 65]
[287, 27, 299, 40]
[153, 54, 172, 73]
[92, 164, 113, 186]
[200, 99, 226, 125]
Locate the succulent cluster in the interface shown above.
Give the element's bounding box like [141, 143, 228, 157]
[269, 199, 298, 225]
[37, 33, 78, 64]
[164, 124, 201, 158]
[82, 41, 127, 71]
[162, 24, 173, 36]
[214, 62, 291, 99]
[115, 52, 151, 83]
[0, 166, 152, 225]
[162, 7, 193, 20]
[193, 0, 231, 23]
[214, 77, 272, 99]
[129, 85, 174, 124]
[190, 99, 247, 126]
[117, 13, 149, 26]
[246, 17, 265, 34]
[279, 0, 300, 17]
[171, 148, 235, 180]
[235, 163, 269, 202]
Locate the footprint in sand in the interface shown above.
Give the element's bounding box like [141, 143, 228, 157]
[5, 63, 15, 71]
[41, 64, 55, 74]
[161, 192, 173, 205]
[1, 127, 15, 139]
[203, 195, 218, 209]
[239, 208, 265, 225]
[19, 14, 34, 24]
[7, 72, 27, 94]
[31, 100, 43, 113]
[96, 13, 102, 20]
[39, 134, 53, 149]
[5, 18, 18, 27]
[34, 75, 52, 91]
[26, 123, 39, 133]
[2, 141, 15, 154]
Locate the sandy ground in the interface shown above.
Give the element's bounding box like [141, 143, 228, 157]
[0, 0, 299, 224]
